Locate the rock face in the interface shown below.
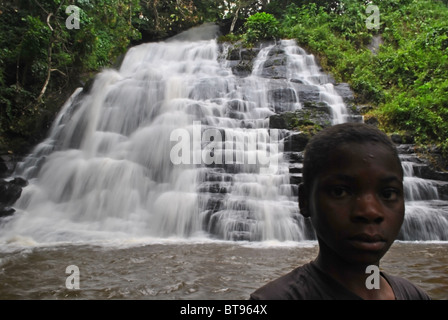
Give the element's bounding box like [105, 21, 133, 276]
[224, 43, 261, 77]
[0, 154, 17, 178]
[397, 144, 448, 200]
[269, 102, 333, 131]
[0, 177, 27, 218]
[0, 155, 26, 218]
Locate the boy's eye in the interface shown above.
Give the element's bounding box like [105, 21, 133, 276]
[328, 186, 351, 198]
[380, 188, 401, 201]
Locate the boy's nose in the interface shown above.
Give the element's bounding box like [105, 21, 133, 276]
[352, 193, 384, 224]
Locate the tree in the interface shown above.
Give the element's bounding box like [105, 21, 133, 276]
[0, 0, 142, 153]
[136, 0, 202, 41]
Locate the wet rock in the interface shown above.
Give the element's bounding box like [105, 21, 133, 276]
[0, 177, 27, 206]
[0, 160, 8, 177]
[390, 133, 415, 144]
[334, 83, 355, 104]
[364, 115, 379, 126]
[268, 88, 299, 113]
[226, 46, 260, 77]
[0, 154, 17, 178]
[227, 99, 254, 113]
[231, 60, 253, 77]
[259, 45, 288, 79]
[355, 105, 374, 115]
[435, 181, 448, 200]
[413, 165, 448, 182]
[269, 102, 333, 131]
[260, 63, 287, 79]
[267, 44, 285, 56]
[0, 206, 15, 218]
[289, 172, 303, 185]
[241, 48, 259, 60]
[396, 144, 416, 155]
[0, 177, 27, 219]
[227, 47, 241, 60]
[283, 133, 310, 152]
[292, 84, 321, 104]
[268, 88, 297, 103]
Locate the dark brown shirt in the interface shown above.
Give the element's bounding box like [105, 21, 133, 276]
[250, 261, 431, 300]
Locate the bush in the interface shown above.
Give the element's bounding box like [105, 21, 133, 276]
[244, 12, 279, 43]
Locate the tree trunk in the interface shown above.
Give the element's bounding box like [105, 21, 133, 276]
[35, 1, 65, 102]
[230, 7, 240, 34]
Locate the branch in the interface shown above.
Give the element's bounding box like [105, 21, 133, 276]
[36, 1, 66, 102]
[50, 68, 67, 77]
[46, 12, 54, 32]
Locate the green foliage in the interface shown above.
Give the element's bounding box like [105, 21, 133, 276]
[68, 0, 142, 70]
[136, 0, 204, 41]
[0, 0, 142, 154]
[279, 0, 448, 157]
[244, 12, 279, 43]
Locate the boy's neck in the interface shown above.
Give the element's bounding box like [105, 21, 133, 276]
[314, 250, 395, 300]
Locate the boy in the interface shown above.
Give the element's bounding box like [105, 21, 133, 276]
[250, 123, 430, 300]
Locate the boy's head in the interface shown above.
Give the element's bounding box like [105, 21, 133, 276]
[298, 123, 405, 266]
[301, 122, 403, 195]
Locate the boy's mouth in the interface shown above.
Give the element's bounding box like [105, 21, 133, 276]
[348, 233, 387, 251]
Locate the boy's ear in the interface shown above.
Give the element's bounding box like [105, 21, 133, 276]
[298, 183, 310, 218]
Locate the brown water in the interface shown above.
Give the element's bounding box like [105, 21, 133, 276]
[0, 241, 446, 300]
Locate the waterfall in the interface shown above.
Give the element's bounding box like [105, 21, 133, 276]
[1, 25, 447, 245]
[399, 160, 448, 240]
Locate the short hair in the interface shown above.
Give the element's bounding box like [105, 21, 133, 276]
[302, 123, 403, 193]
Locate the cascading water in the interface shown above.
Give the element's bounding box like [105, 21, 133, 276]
[399, 157, 448, 240]
[1, 24, 447, 246]
[281, 40, 348, 124]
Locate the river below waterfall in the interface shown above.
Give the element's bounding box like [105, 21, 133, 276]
[0, 240, 447, 300]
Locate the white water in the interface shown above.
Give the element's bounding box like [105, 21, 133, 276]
[281, 39, 348, 124]
[400, 161, 448, 240]
[1, 25, 447, 247]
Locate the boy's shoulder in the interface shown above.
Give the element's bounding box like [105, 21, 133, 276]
[382, 272, 431, 300]
[249, 262, 432, 300]
[249, 262, 361, 300]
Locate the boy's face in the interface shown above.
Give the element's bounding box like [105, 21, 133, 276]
[304, 142, 405, 266]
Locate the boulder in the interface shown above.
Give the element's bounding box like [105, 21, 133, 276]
[0, 154, 17, 178]
[413, 165, 448, 182]
[259, 45, 288, 79]
[0, 206, 15, 218]
[0, 160, 8, 177]
[283, 132, 310, 152]
[269, 102, 333, 131]
[0, 177, 27, 219]
[0, 177, 27, 206]
[334, 83, 355, 104]
[226, 46, 259, 77]
[268, 88, 297, 103]
[390, 133, 415, 144]
[268, 88, 298, 113]
[291, 84, 321, 104]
